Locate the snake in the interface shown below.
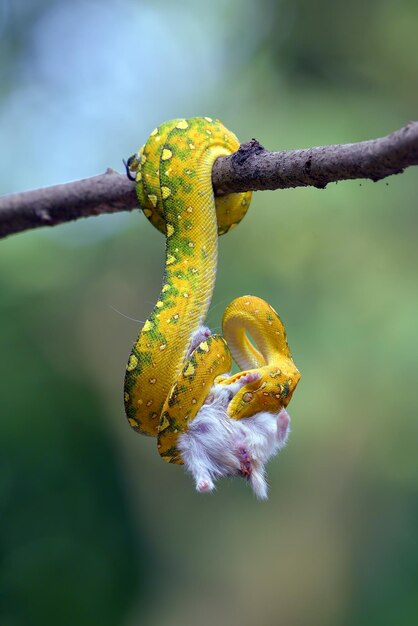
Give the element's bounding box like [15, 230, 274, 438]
[124, 117, 300, 464]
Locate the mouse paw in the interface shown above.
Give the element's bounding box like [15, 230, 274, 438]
[239, 371, 261, 387]
[196, 477, 215, 493]
[238, 447, 252, 479]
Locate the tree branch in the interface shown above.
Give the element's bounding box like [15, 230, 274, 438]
[0, 169, 138, 240]
[1, 122, 417, 239]
[214, 121, 418, 193]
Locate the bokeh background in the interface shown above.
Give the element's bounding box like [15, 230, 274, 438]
[1, 1, 417, 625]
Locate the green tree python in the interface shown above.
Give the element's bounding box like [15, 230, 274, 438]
[124, 117, 300, 498]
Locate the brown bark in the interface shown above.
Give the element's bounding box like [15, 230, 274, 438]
[1, 122, 417, 239]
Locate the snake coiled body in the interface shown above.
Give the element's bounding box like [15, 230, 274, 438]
[124, 117, 300, 464]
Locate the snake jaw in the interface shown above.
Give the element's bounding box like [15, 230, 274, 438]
[224, 358, 300, 420]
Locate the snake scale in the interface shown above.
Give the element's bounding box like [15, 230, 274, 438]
[124, 117, 300, 470]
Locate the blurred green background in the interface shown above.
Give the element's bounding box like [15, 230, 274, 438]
[1, 1, 417, 625]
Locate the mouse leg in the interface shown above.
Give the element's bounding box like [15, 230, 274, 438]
[178, 435, 216, 493]
[277, 408, 290, 445]
[237, 443, 269, 500]
[250, 466, 268, 500]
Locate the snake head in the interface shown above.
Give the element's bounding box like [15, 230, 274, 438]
[225, 358, 300, 421]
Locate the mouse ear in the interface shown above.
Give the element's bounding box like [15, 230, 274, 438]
[157, 335, 232, 464]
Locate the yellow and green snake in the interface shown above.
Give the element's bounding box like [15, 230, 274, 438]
[124, 117, 300, 464]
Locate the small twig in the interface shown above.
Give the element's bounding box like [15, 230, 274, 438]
[1, 122, 417, 239]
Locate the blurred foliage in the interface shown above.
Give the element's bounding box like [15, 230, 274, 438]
[0, 0, 417, 625]
[262, 0, 418, 100]
[0, 240, 150, 626]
